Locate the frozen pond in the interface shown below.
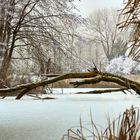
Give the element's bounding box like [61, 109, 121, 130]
[0, 88, 140, 140]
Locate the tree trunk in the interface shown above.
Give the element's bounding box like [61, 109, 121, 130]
[0, 71, 140, 99]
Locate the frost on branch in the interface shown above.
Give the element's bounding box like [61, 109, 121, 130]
[105, 56, 140, 74]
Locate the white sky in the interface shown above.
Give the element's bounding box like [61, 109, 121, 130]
[74, 0, 124, 17]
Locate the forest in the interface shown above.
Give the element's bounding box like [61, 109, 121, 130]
[0, 0, 140, 99]
[1, 0, 140, 140]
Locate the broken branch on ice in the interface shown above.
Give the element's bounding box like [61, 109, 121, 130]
[75, 88, 128, 94]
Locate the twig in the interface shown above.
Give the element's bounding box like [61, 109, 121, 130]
[27, 94, 56, 100]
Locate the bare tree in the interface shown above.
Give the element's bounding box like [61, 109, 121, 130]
[0, 0, 81, 87]
[118, 0, 140, 62]
[88, 9, 128, 61]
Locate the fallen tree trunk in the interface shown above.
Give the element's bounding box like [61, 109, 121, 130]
[75, 88, 128, 94]
[70, 74, 140, 94]
[0, 72, 98, 99]
[0, 71, 140, 99]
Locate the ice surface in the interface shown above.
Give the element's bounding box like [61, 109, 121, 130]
[0, 88, 139, 140]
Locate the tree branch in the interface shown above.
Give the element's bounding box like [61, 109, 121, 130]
[0, 71, 140, 100]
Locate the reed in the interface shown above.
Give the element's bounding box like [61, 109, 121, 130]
[62, 106, 140, 140]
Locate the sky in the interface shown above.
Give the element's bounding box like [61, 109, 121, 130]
[74, 0, 124, 17]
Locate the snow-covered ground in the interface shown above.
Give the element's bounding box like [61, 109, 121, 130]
[0, 88, 140, 140]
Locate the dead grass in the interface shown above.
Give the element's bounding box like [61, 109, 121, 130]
[62, 106, 140, 140]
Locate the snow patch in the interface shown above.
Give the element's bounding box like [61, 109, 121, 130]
[106, 56, 139, 74]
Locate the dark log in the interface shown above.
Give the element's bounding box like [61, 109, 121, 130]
[0, 71, 140, 99]
[0, 72, 98, 99]
[75, 88, 128, 94]
[0, 72, 97, 92]
[70, 75, 140, 94]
